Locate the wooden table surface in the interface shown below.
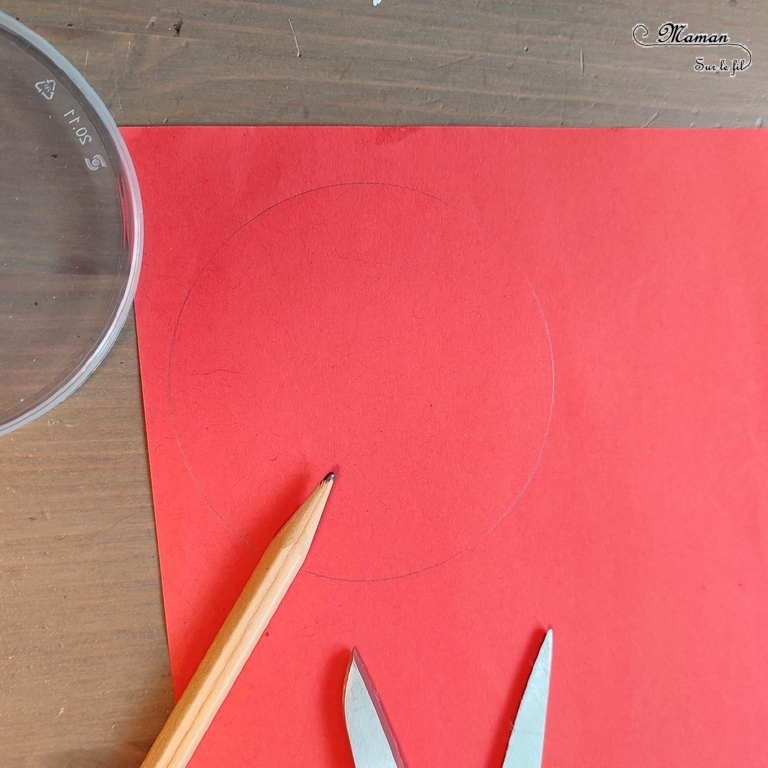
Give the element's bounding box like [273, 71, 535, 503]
[1, 2, 766, 766]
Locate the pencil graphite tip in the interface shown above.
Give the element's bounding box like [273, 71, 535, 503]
[322, 471, 335, 484]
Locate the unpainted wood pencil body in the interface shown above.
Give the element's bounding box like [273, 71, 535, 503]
[140, 473, 334, 768]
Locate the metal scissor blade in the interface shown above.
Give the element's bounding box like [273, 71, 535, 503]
[344, 649, 406, 768]
[501, 629, 553, 768]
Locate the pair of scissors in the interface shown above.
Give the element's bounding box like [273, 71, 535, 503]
[343, 629, 553, 768]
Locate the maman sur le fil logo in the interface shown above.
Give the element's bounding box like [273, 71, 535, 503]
[633, 21, 752, 76]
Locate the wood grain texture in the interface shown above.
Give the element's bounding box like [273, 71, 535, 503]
[1, 1, 765, 766]
[0, 311, 173, 768]
[6, 1, 768, 128]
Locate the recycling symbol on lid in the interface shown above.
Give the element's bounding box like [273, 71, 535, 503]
[35, 79, 56, 100]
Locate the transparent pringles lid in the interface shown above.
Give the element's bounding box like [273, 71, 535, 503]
[0, 13, 142, 435]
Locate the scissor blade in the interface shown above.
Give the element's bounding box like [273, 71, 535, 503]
[501, 629, 553, 768]
[344, 649, 406, 768]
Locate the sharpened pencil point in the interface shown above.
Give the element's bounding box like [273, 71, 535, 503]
[140, 473, 335, 768]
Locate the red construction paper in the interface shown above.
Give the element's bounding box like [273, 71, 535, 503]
[124, 126, 768, 768]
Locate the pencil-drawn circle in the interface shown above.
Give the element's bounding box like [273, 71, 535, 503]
[168, 183, 554, 581]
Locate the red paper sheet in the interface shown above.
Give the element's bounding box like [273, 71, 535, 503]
[124, 127, 768, 768]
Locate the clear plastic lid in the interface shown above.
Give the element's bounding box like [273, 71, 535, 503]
[0, 13, 142, 435]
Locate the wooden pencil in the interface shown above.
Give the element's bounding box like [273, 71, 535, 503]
[140, 472, 335, 768]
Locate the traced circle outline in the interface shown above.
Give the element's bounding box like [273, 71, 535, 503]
[167, 181, 556, 582]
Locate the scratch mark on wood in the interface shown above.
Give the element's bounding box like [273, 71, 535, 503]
[643, 109, 660, 127]
[289, 18, 301, 57]
[59, 513, 141, 543]
[339, 57, 355, 80]
[432, 54, 475, 70]
[580, 49, 584, 76]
